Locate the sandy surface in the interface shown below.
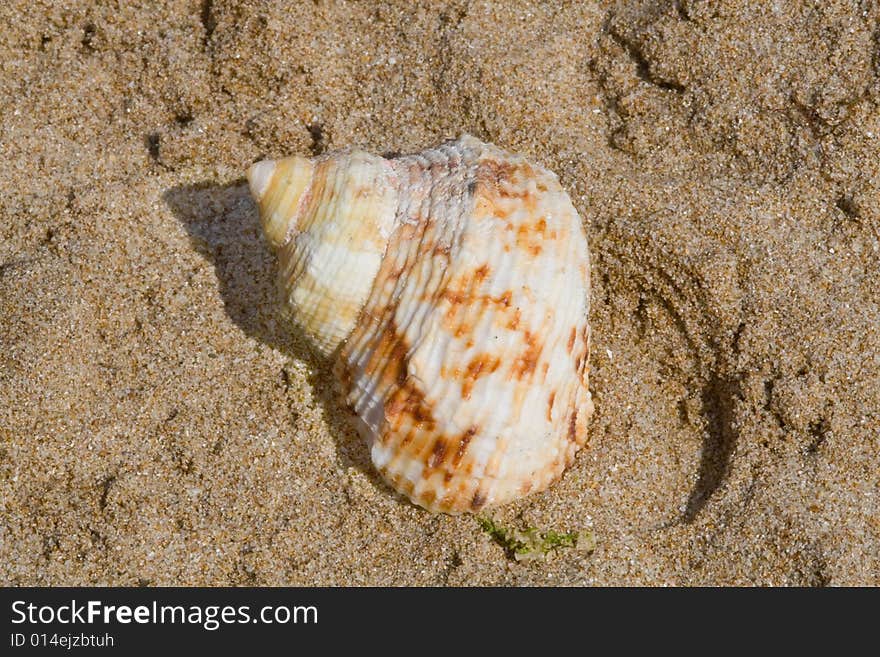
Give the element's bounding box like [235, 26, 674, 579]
[2, 0, 879, 585]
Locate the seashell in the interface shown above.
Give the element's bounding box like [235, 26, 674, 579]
[247, 135, 593, 514]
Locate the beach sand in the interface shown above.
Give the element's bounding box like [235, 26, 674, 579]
[1, 0, 878, 585]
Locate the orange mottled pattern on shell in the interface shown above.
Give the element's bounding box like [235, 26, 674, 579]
[337, 136, 592, 514]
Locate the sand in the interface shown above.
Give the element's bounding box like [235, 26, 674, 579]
[1, 0, 878, 586]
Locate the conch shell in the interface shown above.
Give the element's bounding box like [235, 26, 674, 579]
[248, 135, 593, 514]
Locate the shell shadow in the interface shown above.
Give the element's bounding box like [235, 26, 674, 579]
[163, 181, 379, 483]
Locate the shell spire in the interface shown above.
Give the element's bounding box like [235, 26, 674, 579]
[247, 156, 314, 249]
[248, 135, 594, 513]
[248, 150, 400, 355]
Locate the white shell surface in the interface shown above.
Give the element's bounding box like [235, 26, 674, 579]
[250, 135, 593, 514]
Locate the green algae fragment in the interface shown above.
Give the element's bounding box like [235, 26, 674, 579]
[477, 517, 596, 562]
